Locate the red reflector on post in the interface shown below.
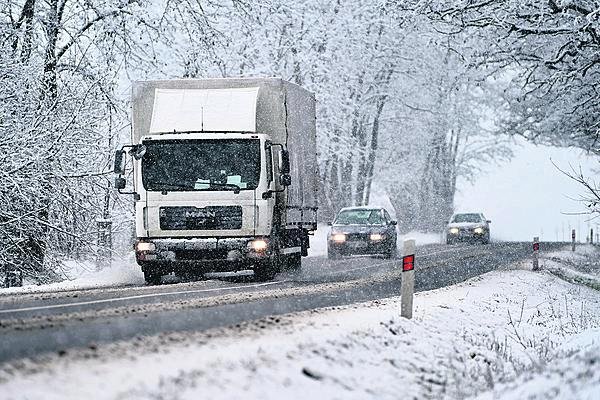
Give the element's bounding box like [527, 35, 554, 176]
[402, 254, 415, 271]
[533, 243, 540, 252]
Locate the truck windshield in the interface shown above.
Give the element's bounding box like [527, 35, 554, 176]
[141, 139, 261, 192]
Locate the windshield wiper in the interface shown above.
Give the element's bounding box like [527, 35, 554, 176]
[149, 182, 193, 191]
[147, 181, 241, 194]
[204, 182, 241, 194]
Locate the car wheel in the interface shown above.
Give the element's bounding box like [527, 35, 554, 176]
[327, 247, 340, 260]
[385, 242, 397, 259]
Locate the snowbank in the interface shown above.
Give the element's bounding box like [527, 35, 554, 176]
[307, 223, 329, 257]
[542, 244, 600, 290]
[1, 266, 598, 399]
[0, 255, 144, 296]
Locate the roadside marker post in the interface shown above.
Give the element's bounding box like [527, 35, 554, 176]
[572, 229, 576, 252]
[532, 237, 540, 271]
[401, 239, 415, 319]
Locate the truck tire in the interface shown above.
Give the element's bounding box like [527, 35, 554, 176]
[287, 253, 302, 272]
[144, 270, 162, 285]
[254, 253, 280, 281]
[254, 261, 276, 281]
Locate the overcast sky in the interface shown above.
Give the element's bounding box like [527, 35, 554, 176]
[455, 137, 599, 242]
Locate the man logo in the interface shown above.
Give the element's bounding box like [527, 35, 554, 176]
[186, 210, 216, 219]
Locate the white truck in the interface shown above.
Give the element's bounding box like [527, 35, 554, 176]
[114, 78, 318, 284]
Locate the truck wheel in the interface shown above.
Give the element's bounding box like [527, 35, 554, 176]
[254, 255, 279, 282]
[254, 262, 276, 281]
[144, 270, 162, 285]
[287, 253, 302, 272]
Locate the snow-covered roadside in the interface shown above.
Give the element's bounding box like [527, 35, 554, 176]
[1, 265, 599, 399]
[0, 256, 144, 296]
[542, 245, 600, 291]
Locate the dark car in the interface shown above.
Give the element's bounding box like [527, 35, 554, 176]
[446, 212, 491, 244]
[327, 207, 398, 259]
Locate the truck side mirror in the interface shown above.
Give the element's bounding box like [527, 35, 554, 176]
[280, 150, 290, 174]
[115, 177, 126, 190]
[114, 149, 126, 175]
[279, 173, 291, 187]
[131, 144, 147, 160]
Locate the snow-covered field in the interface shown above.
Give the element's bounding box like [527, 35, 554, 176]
[1, 248, 599, 400]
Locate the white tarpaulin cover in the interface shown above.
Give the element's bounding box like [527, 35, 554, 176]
[149, 87, 260, 133]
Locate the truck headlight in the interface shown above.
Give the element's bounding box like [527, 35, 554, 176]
[449, 228, 459, 234]
[370, 233, 384, 241]
[331, 233, 346, 243]
[474, 227, 484, 234]
[136, 241, 155, 252]
[248, 239, 269, 252]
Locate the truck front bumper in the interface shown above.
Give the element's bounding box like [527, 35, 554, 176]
[135, 237, 271, 273]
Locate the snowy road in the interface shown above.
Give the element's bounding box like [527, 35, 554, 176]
[0, 242, 567, 362]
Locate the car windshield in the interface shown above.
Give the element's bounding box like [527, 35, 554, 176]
[452, 213, 482, 223]
[334, 209, 384, 225]
[141, 139, 261, 192]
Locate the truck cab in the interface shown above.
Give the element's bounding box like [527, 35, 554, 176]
[115, 79, 318, 284]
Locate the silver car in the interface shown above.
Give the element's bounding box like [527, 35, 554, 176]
[446, 213, 491, 244]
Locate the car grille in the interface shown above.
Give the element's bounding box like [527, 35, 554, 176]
[159, 206, 242, 231]
[346, 232, 370, 241]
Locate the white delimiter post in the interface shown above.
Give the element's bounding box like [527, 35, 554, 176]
[401, 239, 416, 319]
[532, 236, 539, 271]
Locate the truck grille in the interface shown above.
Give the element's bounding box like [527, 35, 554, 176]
[159, 206, 242, 231]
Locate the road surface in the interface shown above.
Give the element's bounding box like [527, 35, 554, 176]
[0, 241, 566, 363]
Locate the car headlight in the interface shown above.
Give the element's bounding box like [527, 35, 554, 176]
[474, 227, 484, 234]
[370, 233, 384, 241]
[331, 233, 347, 243]
[136, 241, 155, 252]
[449, 228, 459, 234]
[248, 239, 269, 252]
